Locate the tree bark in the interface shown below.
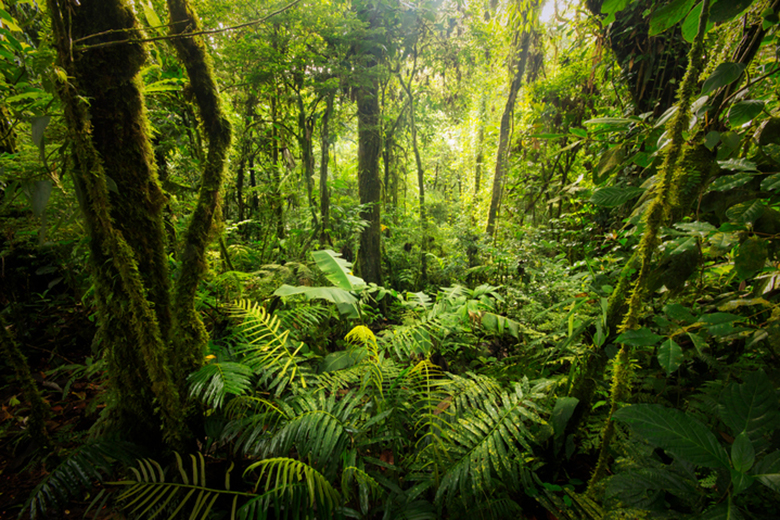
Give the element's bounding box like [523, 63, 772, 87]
[47, 0, 184, 448]
[485, 29, 531, 237]
[320, 93, 334, 245]
[166, 0, 232, 382]
[399, 50, 427, 286]
[357, 82, 383, 286]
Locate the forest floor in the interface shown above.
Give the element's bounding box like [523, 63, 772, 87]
[0, 302, 105, 520]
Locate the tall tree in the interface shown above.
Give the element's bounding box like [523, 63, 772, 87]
[47, 0, 184, 447]
[485, 0, 537, 237]
[353, 0, 392, 286]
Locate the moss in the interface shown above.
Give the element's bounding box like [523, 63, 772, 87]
[47, 0, 185, 450]
[166, 0, 232, 384]
[621, 0, 712, 331]
[587, 345, 632, 495]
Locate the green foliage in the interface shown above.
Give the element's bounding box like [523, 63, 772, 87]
[26, 438, 142, 520]
[110, 452, 253, 520]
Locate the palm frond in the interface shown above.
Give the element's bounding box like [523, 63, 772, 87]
[110, 452, 254, 520]
[241, 457, 341, 520]
[188, 361, 254, 409]
[434, 382, 547, 506]
[25, 438, 141, 520]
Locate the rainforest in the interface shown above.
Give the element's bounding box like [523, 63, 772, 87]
[2, 0, 780, 518]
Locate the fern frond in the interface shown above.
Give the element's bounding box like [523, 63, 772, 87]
[110, 453, 254, 520]
[229, 299, 317, 394]
[434, 384, 547, 506]
[275, 304, 330, 337]
[260, 391, 364, 476]
[26, 438, 141, 520]
[188, 361, 254, 409]
[221, 396, 289, 454]
[380, 316, 444, 360]
[243, 457, 341, 519]
[447, 373, 503, 415]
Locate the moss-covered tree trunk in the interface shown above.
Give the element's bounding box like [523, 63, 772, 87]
[485, 28, 531, 237]
[166, 0, 232, 384]
[320, 93, 333, 245]
[356, 80, 383, 286]
[47, 0, 185, 448]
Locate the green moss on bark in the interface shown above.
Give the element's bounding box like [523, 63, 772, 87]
[166, 0, 232, 383]
[47, 0, 185, 449]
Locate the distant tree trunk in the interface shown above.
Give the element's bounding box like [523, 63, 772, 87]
[166, 0, 232, 384]
[320, 93, 333, 245]
[474, 94, 487, 195]
[236, 93, 257, 223]
[47, 0, 184, 448]
[485, 27, 532, 237]
[271, 94, 285, 240]
[357, 82, 383, 286]
[295, 75, 318, 229]
[400, 47, 427, 286]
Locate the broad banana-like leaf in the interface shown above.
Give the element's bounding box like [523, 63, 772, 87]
[311, 249, 365, 291]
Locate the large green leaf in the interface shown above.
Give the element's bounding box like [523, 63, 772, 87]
[702, 63, 745, 95]
[613, 404, 730, 468]
[311, 249, 365, 291]
[719, 371, 780, 440]
[274, 285, 359, 318]
[590, 187, 644, 207]
[731, 433, 755, 473]
[682, 1, 714, 42]
[649, 0, 696, 35]
[552, 397, 579, 438]
[708, 173, 753, 192]
[734, 236, 767, 281]
[761, 173, 780, 191]
[657, 338, 683, 375]
[710, 0, 755, 23]
[728, 100, 765, 127]
[615, 327, 662, 346]
[725, 200, 766, 224]
[701, 498, 744, 520]
[752, 450, 780, 492]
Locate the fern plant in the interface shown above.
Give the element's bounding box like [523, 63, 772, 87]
[24, 437, 142, 520]
[110, 452, 254, 520]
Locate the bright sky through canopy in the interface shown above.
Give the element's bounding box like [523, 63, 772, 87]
[539, 0, 556, 23]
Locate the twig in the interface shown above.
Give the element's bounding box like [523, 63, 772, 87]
[75, 0, 301, 52]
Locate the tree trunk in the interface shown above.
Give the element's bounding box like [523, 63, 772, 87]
[485, 29, 532, 237]
[320, 93, 333, 245]
[295, 77, 319, 230]
[166, 0, 232, 383]
[357, 82, 383, 286]
[399, 52, 427, 286]
[271, 94, 285, 240]
[47, 0, 184, 448]
[474, 94, 487, 195]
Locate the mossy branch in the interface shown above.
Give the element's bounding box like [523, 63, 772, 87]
[621, 0, 711, 331]
[167, 0, 233, 381]
[47, 0, 186, 448]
